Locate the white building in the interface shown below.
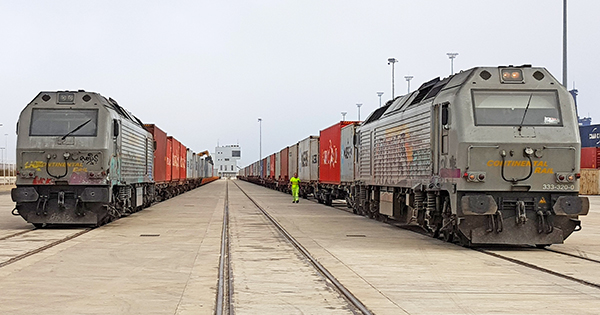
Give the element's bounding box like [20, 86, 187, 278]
[214, 144, 241, 178]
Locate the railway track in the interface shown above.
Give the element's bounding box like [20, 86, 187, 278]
[0, 227, 92, 268]
[218, 179, 373, 315]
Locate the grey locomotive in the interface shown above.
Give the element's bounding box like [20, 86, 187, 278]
[354, 65, 589, 246]
[11, 91, 154, 226]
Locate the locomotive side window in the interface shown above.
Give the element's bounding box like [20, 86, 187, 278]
[472, 90, 561, 126]
[30, 109, 98, 136]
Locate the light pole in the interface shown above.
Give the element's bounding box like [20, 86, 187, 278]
[376, 91, 384, 107]
[447, 52, 458, 74]
[387, 58, 397, 98]
[257, 118, 262, 177]
[404, 75, 414, 93]
[356, 103, 363, 121]
[3, 134, 6, 184]
[562, 0, 567, 87]
[341, 111, 347, 121]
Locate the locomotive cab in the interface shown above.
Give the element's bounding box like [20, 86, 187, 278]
[12, 91, 153, 226]
[446, 66, 589, 245]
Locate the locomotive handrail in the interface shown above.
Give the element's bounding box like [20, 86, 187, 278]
[466, 145, 499, 170]
[542, 146, 577, 171]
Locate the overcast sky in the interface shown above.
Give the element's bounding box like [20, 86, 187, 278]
[1, 1, 598, 168]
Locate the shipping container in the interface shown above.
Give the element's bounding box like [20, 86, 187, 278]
[298, 136, 319, 182]
[580, 124, 600, 148]
[341, 123, 359, 182]
[319, 121, 358, 184]
[581, 147, 600, 169]
[280, 147, 289, 181]
[166, 136, 173, 181]
[288, 143, 299, 177]
[171, 137, 181, 181]
[144, 124, 168, 183]
[275, 152, 281, 179]
[269, 153, 276, 179]
[180, 143, 187, 180]
[262, 158, 268, 178]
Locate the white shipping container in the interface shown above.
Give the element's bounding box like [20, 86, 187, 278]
[298, 136, 319, 182]
[341, 124, 356, 183]
[275, 152, 281, 179]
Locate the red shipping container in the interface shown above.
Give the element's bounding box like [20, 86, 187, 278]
[262, 158, 267, 178]
[280, 147, 289, 180]
[144, 124, 168, 183]
[269, 153, 276, 179]
[171, 138, 181, 181]
[581, 147, 600, 169]
[319, 121, 359, 184]
[180, 143, 187, 180]
[166, 137, 173, 181]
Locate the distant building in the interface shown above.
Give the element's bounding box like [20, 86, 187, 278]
[214, 144, 241, 178]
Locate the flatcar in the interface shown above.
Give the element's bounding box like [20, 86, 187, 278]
[241, 65, 589, 246]
[12, 91, 216, 227]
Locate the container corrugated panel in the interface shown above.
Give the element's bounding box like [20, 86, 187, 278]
[269, 153, 276, 179]
[275, 152, 281, 179]
[372, 102, 432, 183]
[580, 124, 600, 148]
[180, 144, 187, 180]
[186, 149, 193, 179]
[298, 136, 318, 181]
[280, 147, 289, 180]
[341, 123, 358, 183]
[288, 143, 298, 178]
[358, 130, 372, 180]
[581, 147, 600, 169]
[309, 137, 319, 181]
[166, 137, 173, 181]
[145, 124, 167, 183]
[171, 138, 181, 181]
[319, 122, 358, 184]
[120, 120, 152, 183]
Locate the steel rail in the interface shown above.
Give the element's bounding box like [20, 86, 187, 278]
[475, 248, 600, 290]
[215, 180, 231, 315]
[543, 247, 600, 264]
[0, 229, 35, 241]
[0, 228, 92, 268]
[232, 180, 373, 315]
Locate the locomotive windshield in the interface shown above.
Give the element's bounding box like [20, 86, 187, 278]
[30, 109, 98, 136]
[472, 90, 562, 126]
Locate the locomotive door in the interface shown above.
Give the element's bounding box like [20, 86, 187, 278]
[433, 102, 449, 175]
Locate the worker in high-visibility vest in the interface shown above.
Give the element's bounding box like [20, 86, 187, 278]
[290, 172, 300, 203]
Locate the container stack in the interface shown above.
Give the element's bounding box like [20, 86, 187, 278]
[579, 124, 600, 194]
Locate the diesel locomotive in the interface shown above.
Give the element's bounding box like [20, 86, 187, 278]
[11, 91, 215, 227]
[241, 65, 589, 246]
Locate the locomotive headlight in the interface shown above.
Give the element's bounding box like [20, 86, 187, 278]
[524, 147, 534, 156]
[500, 69, 523, 83]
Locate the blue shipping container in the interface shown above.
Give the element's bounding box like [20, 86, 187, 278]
[580, 124, 600, 148]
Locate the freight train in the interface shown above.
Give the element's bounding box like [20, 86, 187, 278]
[11, 91, 217, 227]
[240, 65, 589, 246]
